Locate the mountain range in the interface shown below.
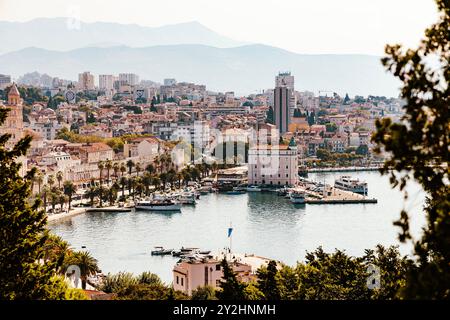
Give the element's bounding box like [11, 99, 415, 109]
[0, 18, 245, 55]
[0, 18, 400, 97]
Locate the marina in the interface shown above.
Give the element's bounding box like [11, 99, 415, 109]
[49, 171, 426, 284]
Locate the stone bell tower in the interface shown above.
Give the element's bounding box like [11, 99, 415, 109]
[1, 83, 24, 148]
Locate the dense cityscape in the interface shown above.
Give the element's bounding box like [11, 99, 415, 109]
[0, 0, 448, 308]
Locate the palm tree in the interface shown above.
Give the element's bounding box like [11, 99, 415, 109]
[153, 156, 161, 174]
[50, 191, 60, 213]
[86, 186, 97, 207]
[126, 159, 135, 176]
[42, 185, 50, 213]
[119, 176, 127, 198]
[56, 171, 64, 190]
[113, 162, 120, 181]
[63, 181, 77, 211]
[98, 161, 104, 185]
[152, 175, 161, 191]
[105, 160, 112, 185]
[135, 162, 142, 177]
[146, 164, 155, 174]
[175, 172, 183, 189]
[48, 174, 55, 190]
[107, 184, 119, 206]
[120, 163, 126, 178]
[33, 169, 43, 195]
[97, 186, 106, 208]
[66, 251, 100, 290]
[181, 168, 191, 187]
[59, 194, 68, 212]
[160, 172, 168, 190]
[43, 234, 71, 271]
[142, 173, 152, 196]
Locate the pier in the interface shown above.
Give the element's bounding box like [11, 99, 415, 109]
[295, 181, 378, 205]
[305, 166, 382, 173]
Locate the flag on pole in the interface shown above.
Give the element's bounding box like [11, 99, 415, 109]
[227, 227, 233, 237]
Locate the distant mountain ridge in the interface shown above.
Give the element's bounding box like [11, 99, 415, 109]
[0, 18, 246, 54]
[0, 44, 400, 97]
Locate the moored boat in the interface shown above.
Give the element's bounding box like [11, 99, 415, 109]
[290, 190, 306, 204]
[334, 175, 368, 195]
[246, 185, 262, 192]
[151, 246, 174, 255]
[135, 199, 181, 211]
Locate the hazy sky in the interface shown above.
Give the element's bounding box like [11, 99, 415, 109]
[0, 0, 439, 55]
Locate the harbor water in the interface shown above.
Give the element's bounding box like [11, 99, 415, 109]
[50, 171, 426, 284]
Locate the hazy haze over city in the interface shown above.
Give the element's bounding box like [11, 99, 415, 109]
[0, 0, 438, 55]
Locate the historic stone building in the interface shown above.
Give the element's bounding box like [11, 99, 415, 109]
[0, 83, 24, 149]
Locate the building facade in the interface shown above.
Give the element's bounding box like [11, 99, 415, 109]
[274, 86, 290, 134]
[248, 138, 298, 186]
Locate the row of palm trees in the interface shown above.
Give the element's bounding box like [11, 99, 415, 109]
[32, 152, 224, 211]
[33, 170, 77, 213]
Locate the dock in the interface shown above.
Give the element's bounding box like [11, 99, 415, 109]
[305, 166, 382, 173]
[293, 183, 378, 205]
[306, 198, 377, 204]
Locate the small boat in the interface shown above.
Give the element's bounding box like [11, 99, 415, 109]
[135, 199, 181, 211]
[276, 188, 288, 196]
[290, 190, 306, 204]
[179, 192, 197, 205]
[334, 176, 368, 195]
[246, 185, 262, 192]
[151, 246, 174, 255]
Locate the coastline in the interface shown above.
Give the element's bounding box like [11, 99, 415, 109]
[47, 207, 88, 224]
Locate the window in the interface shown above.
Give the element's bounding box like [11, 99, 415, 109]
[216, 264, 220, 271]
[181, 278, 184, 286]
[176, 276, 179, 284]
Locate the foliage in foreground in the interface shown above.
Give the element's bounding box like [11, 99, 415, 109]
[98, 271, 188, 300]
[372, 0, 450, 298]
[207, 246, 410, 301]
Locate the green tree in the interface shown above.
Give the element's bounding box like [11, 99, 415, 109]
[256, 260, 281, 300]
[372, 0, 450, 299]
[216, 258, 247, 300]
[0, 107, 67, 299]
[191, 285, 217, 300]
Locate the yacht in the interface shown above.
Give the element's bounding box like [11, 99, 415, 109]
[135, 199, 181, 211]
[246, 185, 262, 192]
[334, 176, 368, 195]
[290, 190, 306, 204]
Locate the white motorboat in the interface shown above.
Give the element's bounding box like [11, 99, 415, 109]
[334, 176, 368, 195]
[290, 190, 306, 204]
[246, 185, 262, 192]
[135, 199, 181, 211]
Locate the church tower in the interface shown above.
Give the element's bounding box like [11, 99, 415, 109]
[1, 83, 24, 148]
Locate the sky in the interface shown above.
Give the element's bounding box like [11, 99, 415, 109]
[0, 0, 440, 55]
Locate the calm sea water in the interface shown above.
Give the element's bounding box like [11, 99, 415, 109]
[50, 171, 426, 284]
